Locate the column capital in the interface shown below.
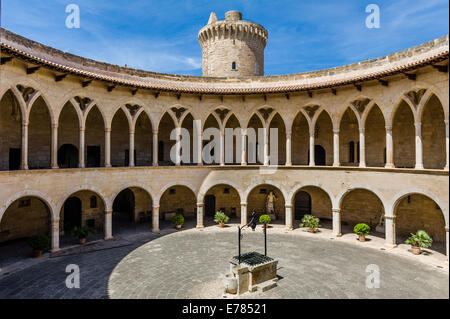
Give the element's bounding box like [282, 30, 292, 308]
[51, 219, 60, 225]
[359, 127, 365, 134]
[129, 129, 135, 135]
[333, 128, 340, 134]
[152, 205, 160, 210]
[445, 226, 449, 232]
[105, 127, 111, 133]
[196, 202, 204, 207]
[22, 121, 29, 127]
[105, 210, 113, 215]
[285, 204, 293, 209]
[384, 215, 396, 220]
[444, 120, 449, 125]
[240, 202, 247, 207]
[285, 130, 292, 137]
[332, 208, 341, 213]
[385, 125, 393, 131]
[153, 130, 159, 135]
[414, 121, 422, 127]
[79, 126, 86, 132]
[52, 123, 59, 129]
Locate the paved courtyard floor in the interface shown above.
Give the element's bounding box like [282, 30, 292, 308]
[0, 224, 448, 299]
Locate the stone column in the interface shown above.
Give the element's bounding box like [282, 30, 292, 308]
[332, 208, 342, 237]
[51, 123, 59, 169]
[333, 128, 340, 167]
[241, 130, 247, 166]
[359, 128, 366, 167]
[196, 203, 204, 228]
[385, 125, 394, 168]
[240, 202, 247, 226]
[263, 127, 269, 166]
[414, 122, 423, 169]
[21, 121, 28, 170]
[105, 128, 111, 167]
[152, 205, 160, 233]
[78, 126, 85, 168]
[445, 226, 449, 261]
[152, 130, 158, 166]
[309, 128, 315, 166]
[285, 204, 293, 230]
[285, 131, 292, 166]
[384, 215, 397, 248]
[220, 131, 225, 166]
[104, 210, 113, 240]
[51, 219, 60, 252]
[129, 130, 135, 167]
[196, 126, 203, 166]
[445, 120, 449, 170]
[175, 127, 181, 166]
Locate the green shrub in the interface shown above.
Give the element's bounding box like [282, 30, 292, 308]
[71, 226, 96, 239]
[214, 211, 229, 224]
[172, 213, 185, 226]
[405, 230, 432, 248]
[299, 215, 320, 230]
[353, 223, 371, 236]
[27, 234, 50, 251]
[259, 214, 271, 224]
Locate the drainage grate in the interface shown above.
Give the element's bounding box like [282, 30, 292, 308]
[230, 251, 274, 266]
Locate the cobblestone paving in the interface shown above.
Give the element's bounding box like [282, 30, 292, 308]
[0, 228, 448, 299]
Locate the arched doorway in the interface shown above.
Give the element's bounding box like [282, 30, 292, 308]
[314, 145, 326, 166]
[292, 186, 332, 229]
[58, 144, 79, 168]
[113, 189, 135, 223]
[247, 184, 285, 225]
[340, 189, 384, 236]
[160, 185, 197, 227]
[63, 197, 82, 233]
[395, 194, 446, 254]
[203, 184, 241, 224]
[0, 90, 22, 171]
[0, 196, 51, 266]
[294, 191, 311, 220]
[393, 101, 415, 168]
[339, 108, 359, 166]
[422, 94, 446, 169]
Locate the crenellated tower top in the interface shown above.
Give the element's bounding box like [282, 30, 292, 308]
[198, 10, 268, 77]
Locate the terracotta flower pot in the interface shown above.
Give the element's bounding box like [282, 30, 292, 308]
[79, 237, 87, 245]
[219, 222, 225, 228]
[411, 246, 421, 255]
[31, 249, 43, 258]
[359, 235, 366, 242]
[308, 228, 316, 233]
[176, 225, 182, 229]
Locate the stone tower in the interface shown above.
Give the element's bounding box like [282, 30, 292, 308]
[198, 11, 268, 77]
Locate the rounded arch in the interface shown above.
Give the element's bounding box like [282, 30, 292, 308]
[391, 189, 448, 226]
[197, 179, 243, 203]
[288, 182, 335, 208]
[336, 185, 386, 211]
[110, 183, 155, 208]
[155, 181, 198, 205]
[0, 190, 56, 222]
[244, 180, 288, 204]
[55, 185, 109, 216]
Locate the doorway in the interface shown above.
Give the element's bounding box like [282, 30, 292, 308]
[64, 197, 82, 232]
[58, 144, 79, 168]
[86, 146, 101, 167]
[294, 191, 311, 220]
[205, 195, 216, 217]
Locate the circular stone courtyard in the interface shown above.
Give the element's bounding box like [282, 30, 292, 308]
[0, 227, 448, 299]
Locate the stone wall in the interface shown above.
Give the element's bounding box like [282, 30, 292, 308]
[341, 189, 384, 230]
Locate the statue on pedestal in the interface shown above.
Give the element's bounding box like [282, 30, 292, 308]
[265, 191, 277, 217]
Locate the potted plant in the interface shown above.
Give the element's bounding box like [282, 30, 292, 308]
[259, 214, 271, 228]
[353, 223, 371, 242]
[172, 213, 184, 229]
[27, 234, 50, 258]
[214, 211, 229, 228]
[300, 214, 320, 233]
[405, 230, 432, 255]
[71, 226, 95, 245]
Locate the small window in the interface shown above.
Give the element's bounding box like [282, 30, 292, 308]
[259, 188, 267, 194]
[232, 62, 236, 70]
[224, 188, 230, 194]
[90, 196, 97, 208]
[169, 188, 176, 195]
[18, 199, 31, 208]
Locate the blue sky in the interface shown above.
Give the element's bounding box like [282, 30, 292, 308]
[1, 0, 449, 76]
